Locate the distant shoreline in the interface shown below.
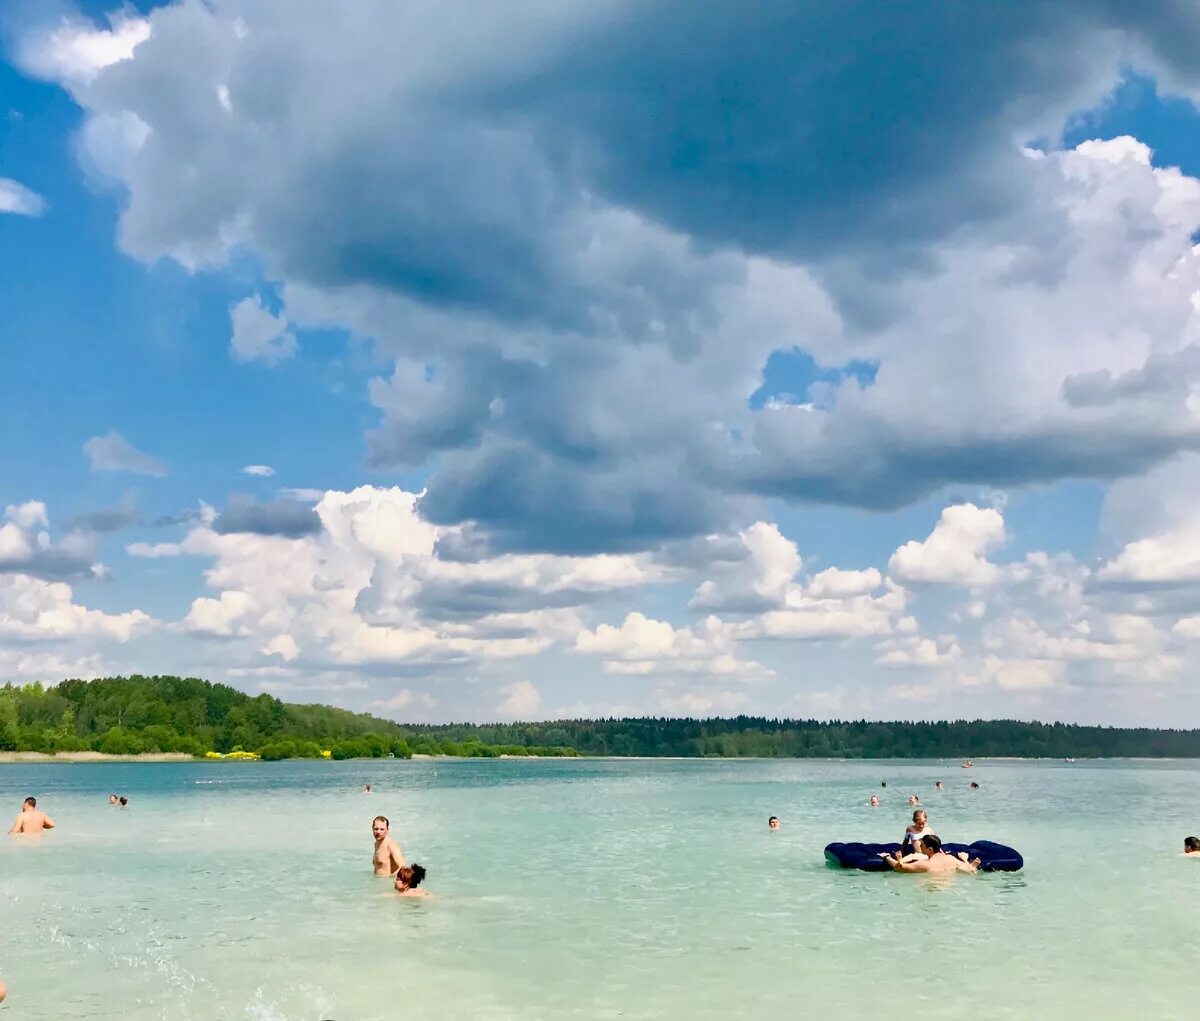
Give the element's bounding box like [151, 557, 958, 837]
[0, 751, 196, 764]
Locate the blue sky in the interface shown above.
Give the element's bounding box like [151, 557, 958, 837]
[5, 2, 1200, 724]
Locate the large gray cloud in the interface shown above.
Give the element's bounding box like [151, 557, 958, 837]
[22, 0, 1200, 554]
[211, 496, 322, 538]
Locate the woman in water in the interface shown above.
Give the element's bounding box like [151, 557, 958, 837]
[1184, 836, 1200, 856]
[395, 864, 429, 897]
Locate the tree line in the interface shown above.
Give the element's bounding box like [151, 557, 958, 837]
[4, 676, 1200, 759]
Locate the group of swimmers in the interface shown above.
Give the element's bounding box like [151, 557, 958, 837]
[371, 813, 429, 896]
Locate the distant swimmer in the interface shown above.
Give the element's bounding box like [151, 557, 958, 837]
[364, 784, 372, 794]
[119, 797, 128, 807]
[394, 864, 429, 897]
[9, 797, 54, 834]
[768, 816, 779, 831]
[969, 781, 980, 789]
[962, 761, 973, 768]
[108, 794, 118, 805]
[372, 816, 405, 876]
[908, 795, 919, 806]
[885, 835, 979, 874]
[1184, 836, 1200, 856]
[935, 781, 943, 791]
[880, 781, 887, 788]
[869, 795, 880, 807]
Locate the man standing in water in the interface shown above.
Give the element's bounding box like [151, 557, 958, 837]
[372, 816, 405, 875]
[884, 835, 980, 874]
[9, 796, 54, 834]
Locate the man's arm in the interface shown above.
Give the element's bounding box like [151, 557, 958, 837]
[883, 854, 927, 873]
[42, 815, 54, 830]
[8, 815, 23, 834]
[388, 838, 406, 871]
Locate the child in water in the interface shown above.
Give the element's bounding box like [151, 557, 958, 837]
[395, 864, 429, 897]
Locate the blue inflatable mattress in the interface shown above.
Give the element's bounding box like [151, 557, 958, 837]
[824, 839, 1023, 872]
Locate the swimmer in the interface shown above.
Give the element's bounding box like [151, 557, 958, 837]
[768, 816, 779, 831]
[880, 781, 887, 788]
[969, 781, 979, 789]
[394, 864, 429, 897]
[962, 761, 973, 768]
[364, 784, 372, 794]
[908, 794, 919, 806]
[9, 796, 54, 834]
[1184, 836, 1200, 856]
[372, 815, 405, 875]
[119, 797, 128, 808]
[869, 795, 879, 807]
[108, 794, 118, 805]
[884, 834, 980, 874]
[935, 781, 943, 791]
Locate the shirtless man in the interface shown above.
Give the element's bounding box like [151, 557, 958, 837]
[394, 864, 428, 897]
[884, 835, 979, 874]
[372, 815, 405, 875]
[9, 797, 54, 834]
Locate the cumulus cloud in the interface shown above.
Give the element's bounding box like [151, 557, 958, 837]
[0, 178, 47, 217]
[29, 3, 1200, 558]
[67, 496, 139, 534]
[889, 504, 1007, 587]
[83, 430, 167, 476]
[496, 680, 542, 719]
[0, 501, 99, 581]
[575, 611, 771, 678]
[0, 572, 151, 643]
[229, 296, 297, 364]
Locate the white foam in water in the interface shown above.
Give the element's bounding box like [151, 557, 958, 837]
[2, 758, 1199, 1019]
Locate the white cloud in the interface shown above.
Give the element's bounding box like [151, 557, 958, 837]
[83, 430, 167, 476]
[889, 504, 1006, 586]
[496, 680, 542, 719]
[575, 611, 771, 678]
[230, 296, 297, 365]
[1172, 616, 1200, 639]
[243, 465, 276, 477]
[806, 567, 883, 599]
[655, 689, 749, 716]
[0, 573, 152, 643]
[876, 635, 962, 669]
[20, 14, 150, 85]
[261, 634, 299, 661]
[689, 522, 801, 611]
[0, 178, 47, 217]
[370, 689, 436, 714]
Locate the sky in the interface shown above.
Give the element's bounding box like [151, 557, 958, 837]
[6, 3, 1200, 725]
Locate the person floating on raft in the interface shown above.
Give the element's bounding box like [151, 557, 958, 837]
[883, 834, 981, 874]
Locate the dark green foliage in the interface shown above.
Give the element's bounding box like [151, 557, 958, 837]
[6, 677, 1200, 759]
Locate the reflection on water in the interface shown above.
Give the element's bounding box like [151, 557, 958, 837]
[2, 758, 1199, 1019]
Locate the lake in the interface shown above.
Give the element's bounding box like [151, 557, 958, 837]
[1, 757, 1198, 1019]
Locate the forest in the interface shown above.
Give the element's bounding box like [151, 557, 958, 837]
[4, 675, 1200, 759]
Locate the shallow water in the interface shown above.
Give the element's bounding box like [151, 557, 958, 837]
[1, 757, 1198, 1019]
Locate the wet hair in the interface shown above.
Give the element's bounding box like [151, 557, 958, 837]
[918, 833, 942, 854]
[398, 864, 427, 888]
[373, 815, 389, 828]
[1185, 836, 1200, 851]
[912, 809, 926, 824]
[23, 796, 35, 808]
[768, 816, 778, 824]
[970, 782, 980, 789]
[119, 797, 128, 806]
[880, 781, 886, 787]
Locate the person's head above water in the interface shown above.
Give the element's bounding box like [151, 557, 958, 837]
[108, 794, 118, 804]
[1185, 836, 1200, 852]
[118, 797, 128, 807]
[970, 781, 980, 789]
[395, 864, 427, 890]
[372, 816, 389, 840]
[912, 809, 927, 827]
[869, 794, 879, 806]
[935, 781, 943, 790]
[908, 795, 919, 806]
[363, 784, 371, 793]
[22, 797, 35, 810]
[768, 816, 779, 830]
[917, 834, 943, 855]
[880, 781, 886, 788]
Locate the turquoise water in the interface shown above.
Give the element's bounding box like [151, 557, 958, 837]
[2, 758, 1199, 1019]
